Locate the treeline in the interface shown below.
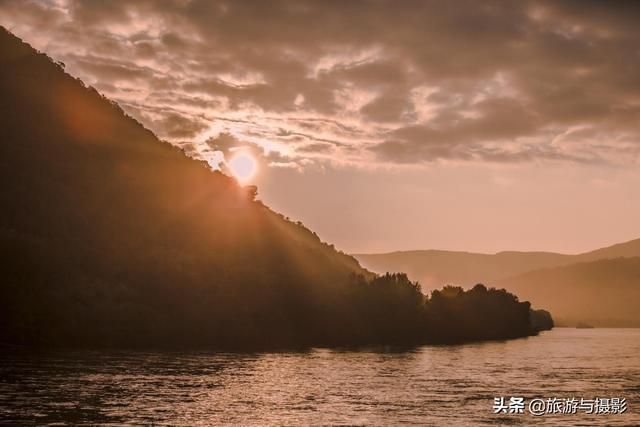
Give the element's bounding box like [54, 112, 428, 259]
[0, 258, 551, 349]
[343, 276, 552, 346]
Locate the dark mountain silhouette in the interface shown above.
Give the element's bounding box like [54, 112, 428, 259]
[496, 257, 640, 327]
[0, 27, 550, 348]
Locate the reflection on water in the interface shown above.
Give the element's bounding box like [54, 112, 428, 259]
[1, 328, 639, 425]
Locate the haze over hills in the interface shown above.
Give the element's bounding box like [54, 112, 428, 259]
[355, 250, 573, 290]
[496, 257, 640, 327]
[355, 237, 640, 288]
[0, 27, 552, 348]
[574, 238, 640, 263]
[355, 238, 640, 326]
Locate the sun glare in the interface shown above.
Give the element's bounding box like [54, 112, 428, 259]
[228, 152, 257, 182]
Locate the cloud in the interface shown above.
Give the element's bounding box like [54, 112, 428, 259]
[156, 112, 209, 139]
[2, 0, 640, 166]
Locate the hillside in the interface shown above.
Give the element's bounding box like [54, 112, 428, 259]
[496, 258, 640, 327]
[0, 27, 371, 348]
[0, 27, 552, 348]
[574, 238, 640, 263]
[355, 250, 572, 289]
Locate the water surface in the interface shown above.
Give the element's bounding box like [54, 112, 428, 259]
[1, 328, 638, 425]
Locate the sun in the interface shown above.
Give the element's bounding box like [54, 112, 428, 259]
[227, 152, 257, 182]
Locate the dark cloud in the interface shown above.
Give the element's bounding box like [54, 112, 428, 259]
[360, 89, 414, 122]
[2, 0, 640, 165]
[205, 132, 245, 153]
[296, 142, 335, 154]
[148, 111, 209, 139]
[73, 56, 151, 82]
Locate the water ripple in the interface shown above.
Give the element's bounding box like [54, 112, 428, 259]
[0, 329, 639, 425]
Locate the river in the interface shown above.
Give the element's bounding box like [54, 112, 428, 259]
[1, 328, 638, 425]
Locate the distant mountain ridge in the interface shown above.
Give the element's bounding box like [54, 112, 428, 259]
[355, 238, 640, 288]
[575, 238, 640, 262]
[355, 249, 572, 289]
[496, 257, 640, 327]
[355, 238, 640, 326]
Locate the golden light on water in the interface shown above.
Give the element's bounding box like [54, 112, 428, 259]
[228, 152, 257, 182]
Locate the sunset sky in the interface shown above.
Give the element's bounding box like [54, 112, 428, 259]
[2, 0, 639, 254]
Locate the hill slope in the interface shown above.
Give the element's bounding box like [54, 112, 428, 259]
[574, 238, 640, 263]
[355, 238, 640, 288]
[0, 27, 374, 348]
[0, 28, 554, 347]
[496, 258, 640, 327]
[355, 250, 572, 289]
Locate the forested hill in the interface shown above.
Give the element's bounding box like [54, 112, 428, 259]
[0, 27, 551, 348]
[0, 26, 371, 347]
